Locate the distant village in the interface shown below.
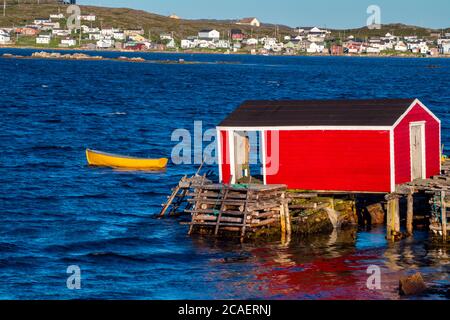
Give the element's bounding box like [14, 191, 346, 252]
[1, 12, 450, 57]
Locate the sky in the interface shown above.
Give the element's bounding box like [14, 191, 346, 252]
[77, 0, 450, 29]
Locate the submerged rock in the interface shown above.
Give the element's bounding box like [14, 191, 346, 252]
[399, 272, 427, 296]
[366, 203, 385, 225]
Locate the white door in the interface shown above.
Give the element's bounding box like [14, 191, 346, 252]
[233, 131, 250, 182]
[410, 123, 425, 180]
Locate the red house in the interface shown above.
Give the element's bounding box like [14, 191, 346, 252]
[216, 99, 441, 193]
[231, 29, 244, 41]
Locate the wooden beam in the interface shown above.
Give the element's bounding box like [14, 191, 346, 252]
[279, 203, 286, 242]
[441, 191, 447, 240]
[386, 195, 400, 240]
[407, 192, 414, 236]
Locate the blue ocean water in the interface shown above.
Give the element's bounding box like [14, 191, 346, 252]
[0, 49, 449, 299]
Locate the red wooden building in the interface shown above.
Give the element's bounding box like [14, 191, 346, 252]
[216, 99, 441, 193]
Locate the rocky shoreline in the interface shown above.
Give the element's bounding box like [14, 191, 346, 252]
[1, 51, 159, 63]
[0, 51, 239, 65]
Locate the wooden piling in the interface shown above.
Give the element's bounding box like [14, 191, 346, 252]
[441, 191, 447, 240]
[386, 194, 400, 240]
[406, 191, 414, 236]
[280, 202, 287, 242]
[282, 192, 291, 237]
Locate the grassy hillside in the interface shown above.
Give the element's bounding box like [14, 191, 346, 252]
[333, 23, 449, 39]
[0, 3, 448, 40]
[0, 3, 292, 39]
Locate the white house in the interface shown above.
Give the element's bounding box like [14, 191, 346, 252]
[101, 28, 119, 37]
[112, 32, 125, 41]
[236, 17, 260, 27]
[82, 26, 100, 33]
[160, 33, 173, 41]
[383, 33, 396, 41]
[166, 39, 177, 49]
[60, 38, 77, 47]
[394, 41, 408, 52]
[244, 38, 258, 46]
[181, 39, 195, 49]
[306, 42, 325, 53]
[36, 35, 51, 45]
[34, 18, 51, 25]
[197, 39, 213, 49]
[52, 29, 71, 37]
[97, 39, 114, 49]
[216, 39, 230, 49]
[79, 14, 96, 22]
[440, 42, 450, 55]
[88, 33, 102, 41]
[0, 30, 11, 44]
[366, 46, 381, 54]
[42, 22, 60, 29]
[271, 42, 284, 52]
[50, 13, 65, 19]
[198, 29, 220, 40]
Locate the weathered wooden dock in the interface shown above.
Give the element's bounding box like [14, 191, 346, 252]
[159, 160, 450, 242]
[186, 183, 289, 239]
[160, 175, 291, 239]
[390, 160, 450, 240]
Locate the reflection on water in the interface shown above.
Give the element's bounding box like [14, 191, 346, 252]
[194, 227, 449, 300]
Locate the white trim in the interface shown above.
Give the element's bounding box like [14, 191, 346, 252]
[217, 125, 392, 131]
[390, 129, 396, 193]
[409, 122, 427, 180]
[228, 130, 235, 184]
[393, 98, 441, 129]
[421, 123, 427, 178]
[216, 128, 223, 183]
[261, 130, 267, 185]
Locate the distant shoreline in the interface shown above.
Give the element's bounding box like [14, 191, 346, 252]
[0, 45, 449, 59]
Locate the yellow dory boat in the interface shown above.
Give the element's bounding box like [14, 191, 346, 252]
[86, 149, 168, 170]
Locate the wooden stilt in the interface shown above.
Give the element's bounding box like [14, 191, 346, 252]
[394, 197, 400, 234]
[407, 191, 414, 236]
[280, 202, 286, 242]
[386, 194, 400, 240]
[441, 191, 447, 240]
[281, 192, 291, 237]
[285, 202, 291, 236]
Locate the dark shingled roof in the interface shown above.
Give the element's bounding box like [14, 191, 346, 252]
[218, 99, 416, 127]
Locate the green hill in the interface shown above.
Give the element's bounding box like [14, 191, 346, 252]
[0, 2, 448, 40]
[0, 3, 292, 39]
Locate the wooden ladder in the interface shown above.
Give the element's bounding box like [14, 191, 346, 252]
[159, 175, 189, 217]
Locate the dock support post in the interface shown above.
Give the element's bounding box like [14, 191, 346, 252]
[280, 202, 286, 243]
[279, 192, 291, 243]
[441, 191, 447, 241]
[284, 199, 291, 238]
[386, 194, 400, 240]
[406, 190, 414, 236]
